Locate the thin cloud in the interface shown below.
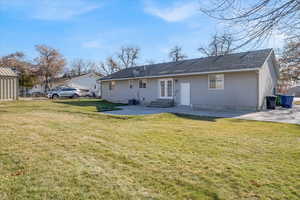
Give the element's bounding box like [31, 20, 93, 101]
[144, 1, 200, 22]
[82, 40, 103, 49]
[0, 0, 102, 20]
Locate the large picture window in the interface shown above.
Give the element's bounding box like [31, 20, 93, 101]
[208, 74, 224, 89]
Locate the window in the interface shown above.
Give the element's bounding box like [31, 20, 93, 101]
[160, 81, 165, 97]
[109, 81, 116, 90]
[62, 88, 75, 91]
[208, 74, 224, 89]
[139, 79, 147, 88]
[159, 79, 173, 98]
[167, 80, 173, 97]
[129, 80, 134, 89]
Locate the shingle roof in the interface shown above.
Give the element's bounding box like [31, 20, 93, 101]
[0, 67, 17, 77]
[100, 48, 273, 81]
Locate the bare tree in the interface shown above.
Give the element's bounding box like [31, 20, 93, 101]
[0, 52, 37, 90]
[198, 33, 234, 57]
[117, 46, 140, 68]
[69, 59, 100, 76]
[199, 0, 300, 48]
[70, 59, 86, 76]
[0, 52, 26, 69]
[279, 38, 300, 82]
[169, 46, 187, 61]
[35, 45, 66, 92]
[85, 60, 102, 74]
[100, 57, 120, 76]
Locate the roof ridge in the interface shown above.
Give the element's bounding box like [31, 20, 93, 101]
[133, 48, 273, 70]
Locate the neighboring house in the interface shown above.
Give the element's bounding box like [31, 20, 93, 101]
[31, 72, 103, 97]
[0, 67, 18, 101]
[100, 49, 279, 111]
[288, 85, 300, 97]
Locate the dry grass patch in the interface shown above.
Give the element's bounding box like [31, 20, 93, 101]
[0, 99, 299, 200]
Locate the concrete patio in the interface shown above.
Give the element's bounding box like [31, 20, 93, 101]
[104, 98, 300, 125]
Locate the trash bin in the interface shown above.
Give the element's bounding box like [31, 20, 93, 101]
[276, 95, 282, 106]
[128, 99, 134, 105]
[133, 99, 140, 105]
[128, 99, 139, 105]
[266, 96, 276, 109]
[132, 99, 137, 105]
[281, 95, 294, 108]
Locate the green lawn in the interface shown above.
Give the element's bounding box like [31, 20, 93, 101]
[0, 99, 299, 200]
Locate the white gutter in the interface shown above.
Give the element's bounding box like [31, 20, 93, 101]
[100, 68, 261, 82]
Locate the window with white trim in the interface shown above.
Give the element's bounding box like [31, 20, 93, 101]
[208, 74, 224, 89]
[109, 81, 116, 90]
[159, 79, 173, 98]
[129, 80, 134, 89]
[139, 79, 147, 88]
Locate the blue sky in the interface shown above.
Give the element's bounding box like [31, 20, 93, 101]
[0, 0, 285, 65]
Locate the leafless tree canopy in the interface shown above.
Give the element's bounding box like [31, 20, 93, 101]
[70, 59, 87, 76]
[279, 38, 300, 82]
[100, 57, 121, 76]
[0, 52, 38, 88]
[0, 52, 26, 69]
[169, 46, 187, 62]
[117, 46, 140, 68]
[69, 59, 100, 76]
[99, 46, 140, 75]
[35, 45, 66, 91]
[200, 0, 300, 48]
[198, 33, 234, 57]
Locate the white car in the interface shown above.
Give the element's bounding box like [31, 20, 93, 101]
[47, 87, 82, 99]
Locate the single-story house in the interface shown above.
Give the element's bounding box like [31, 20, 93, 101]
[0, 67, 18, 101]
[31, 72, 103, 97]
[100, 49, 279, 111]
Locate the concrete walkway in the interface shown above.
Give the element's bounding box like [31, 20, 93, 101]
[104, 100, 300, 125]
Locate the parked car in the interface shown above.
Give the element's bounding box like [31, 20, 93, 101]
[47, 87, 82, 99]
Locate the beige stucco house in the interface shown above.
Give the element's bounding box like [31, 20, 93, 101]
[100, 49, 279, 111]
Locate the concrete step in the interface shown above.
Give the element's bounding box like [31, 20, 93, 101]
[148, 99, 174, 108]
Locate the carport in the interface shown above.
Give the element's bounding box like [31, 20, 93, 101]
[0, 67, 18, 101]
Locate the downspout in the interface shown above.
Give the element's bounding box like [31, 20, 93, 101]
[16, 76, 19, 100]
[100, 80, 102, 99]
[256, 69, 260, 111]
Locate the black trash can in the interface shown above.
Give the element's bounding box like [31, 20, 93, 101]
[266, 96, 276, 110]
[128, 99, 134, 105]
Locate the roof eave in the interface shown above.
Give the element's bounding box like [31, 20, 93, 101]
[100, 68, 261, 82]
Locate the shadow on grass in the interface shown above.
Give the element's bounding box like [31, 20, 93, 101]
[51, 109, 133, 120]
[54, 99, 125, 112]
[173, 113, 220, 122]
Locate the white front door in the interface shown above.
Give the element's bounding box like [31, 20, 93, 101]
[159, 79, 173, 99]
[180, 82, 190, 106]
